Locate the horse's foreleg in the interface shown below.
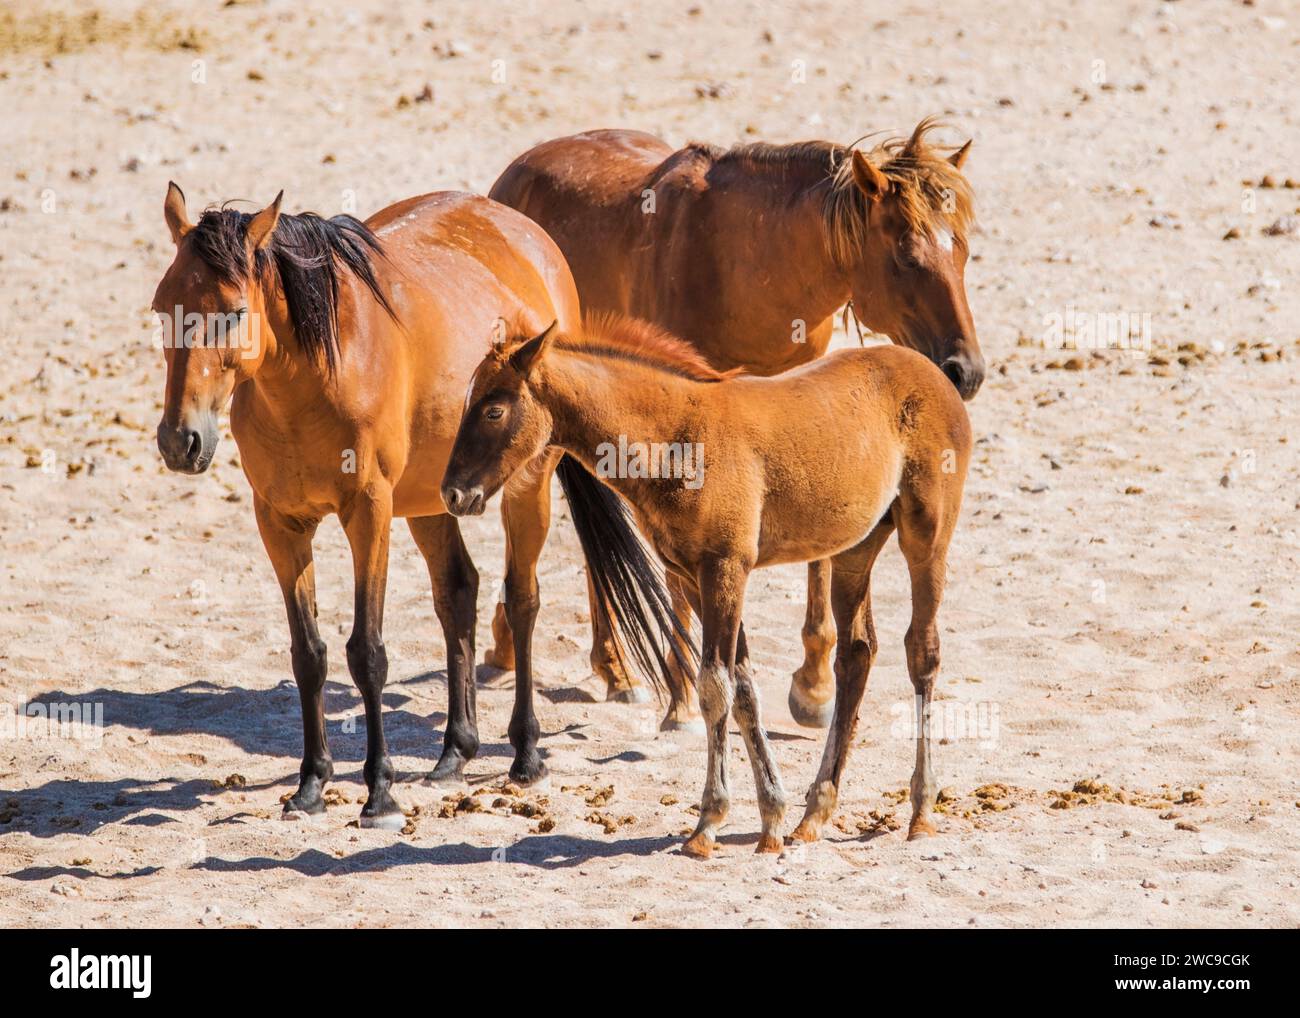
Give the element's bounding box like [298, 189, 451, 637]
[500, 456, 554, 786]
[731, 624, 787, 853]
[341, 486, 402, 829]
[789, 559, 835, 728]
[409, 514, 480, 785]
[255, 498, 332, 817]
[791, 517, 893, 844]
[681, 558, 748, 860]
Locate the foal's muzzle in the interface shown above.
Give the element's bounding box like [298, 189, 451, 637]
[157, 419, 216, 474]
[940, 354, 986, 402]
[442, 483, 486, 517]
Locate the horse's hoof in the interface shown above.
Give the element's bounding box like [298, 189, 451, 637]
[787, 688, 834, 729]
[659, 715, 706, 735]
[359, 811, 406, 831]
[787, 821, 820, 844]
[281, 795, 326, 818]
[681, 833, 714, 859]
[755, 833, 783, 855]
[422, 767, 467, 788]
[606, 684, 650, 704]
[508, 763, 550, 790]
[483, 649, 514, 672]
[280, 808, 319, 822]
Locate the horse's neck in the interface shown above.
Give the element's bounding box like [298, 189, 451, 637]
[678, 168, 850, 342]
[539, 352, 706, 482]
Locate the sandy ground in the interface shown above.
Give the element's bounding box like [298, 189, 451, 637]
[1, 0, 1298, 928]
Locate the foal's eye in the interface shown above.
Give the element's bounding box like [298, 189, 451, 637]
[485, 405, 505, 421]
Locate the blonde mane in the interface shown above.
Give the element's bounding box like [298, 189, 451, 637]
[824, 116, 975, 265]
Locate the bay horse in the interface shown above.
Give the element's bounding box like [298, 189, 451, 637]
[442, 314, 972, 856]
[489, 117, 982, 731]
[151, 185, 674, 826]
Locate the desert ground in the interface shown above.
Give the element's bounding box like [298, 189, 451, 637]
[0, 0, 1297, 928]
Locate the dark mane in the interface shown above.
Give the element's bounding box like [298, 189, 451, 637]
[188, 205, 396, 372]
[559, 311, 739, 382]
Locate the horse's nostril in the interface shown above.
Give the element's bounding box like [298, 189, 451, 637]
[942, 358, 966, 391]
[185, 430, 201, 463]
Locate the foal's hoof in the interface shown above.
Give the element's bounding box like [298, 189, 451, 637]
[483, 647, 515, 672]
[755, 833, 783, 855]
[681, 833, 715, 860]
[906, 816, 937, 841]
[787, 820, 821, 844]
[787, 687, 834, 729]
[606, 683, 650, 705]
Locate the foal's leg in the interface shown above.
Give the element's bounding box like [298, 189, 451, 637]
[255, 498, 332, 816]
[791, 516, 895, 844]
[499, 456, 556, 786]
[340, 486, 402, 828]
[660, 571, 702, 732]
[732, 625, 787, 853]
[789, 559, 835, 729]
[682, 558, 748, 860]
[408, 514, 480, 785]
[896, 498, 957, 841]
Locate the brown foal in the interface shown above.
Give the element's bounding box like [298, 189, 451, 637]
[443, 315, 972, 856]
[491, 117, 982, 730]
[151, 186, 586, 826]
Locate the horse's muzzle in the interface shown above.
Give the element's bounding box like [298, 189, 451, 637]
[442, 484, 486, 517]
[941, 354, 986, 402]
[157, 420, 215, 474]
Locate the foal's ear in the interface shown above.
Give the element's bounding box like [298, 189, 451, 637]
[164, 181, 191, 244]
[246, 191, 283, 251]
[949, 139, 972, 171]
[850, 150, 889, 202]
[509, 320, 559, 378]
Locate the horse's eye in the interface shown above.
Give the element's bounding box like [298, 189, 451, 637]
[485, 405, 505, 421]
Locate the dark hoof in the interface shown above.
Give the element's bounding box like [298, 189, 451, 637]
[282, 793, 326, 817]
[508, 759, 549, 789]
[359, 791, 404, 830]
[788, 687, 834, 729]
[424, 755, 468, 787]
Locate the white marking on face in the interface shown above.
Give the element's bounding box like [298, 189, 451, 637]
[202, 366, 210, 377]
[933, 227, 953, 253]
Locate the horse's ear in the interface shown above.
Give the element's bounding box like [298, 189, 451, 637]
[246, 191, 283, 251]
[164, 181, 191, 244]
[949, 139, 972, 171]
[509, 320, 559, 378]
[850, 150, 889, 203]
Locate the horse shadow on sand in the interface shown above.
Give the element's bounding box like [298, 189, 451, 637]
[0, 665, 544, 842]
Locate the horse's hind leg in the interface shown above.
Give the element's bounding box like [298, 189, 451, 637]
[586, 575, 646, 703]
[255, 498, 332, 817]
[732, 624, 787, 853]
[340, 486, 402, 829]
[791, 516, 894, 844]
[896, 495, 958, 841]
[408, 514, 480, 785]
[499, 453, 557, 786]
[789, 560, 836, 729]
[660, 571, 702, 732]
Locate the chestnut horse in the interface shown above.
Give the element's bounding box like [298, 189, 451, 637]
[443, 315, 972, 856]
[490, 118, 981, 731]
[151, 186, 675, 826]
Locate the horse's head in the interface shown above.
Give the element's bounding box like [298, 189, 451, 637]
[151, 182, 280, 473]
[832, 121, 984, 400]
[442, 321, 560, 516]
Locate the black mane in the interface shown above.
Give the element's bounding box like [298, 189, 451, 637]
[188, 205, 396, 372]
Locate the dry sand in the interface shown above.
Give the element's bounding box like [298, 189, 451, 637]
[0, 0, 1297, 928]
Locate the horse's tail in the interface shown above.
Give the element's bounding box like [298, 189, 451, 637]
[555, 453, 696, 697]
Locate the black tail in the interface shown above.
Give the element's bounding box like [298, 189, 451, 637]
[555, 454, 696, 696]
